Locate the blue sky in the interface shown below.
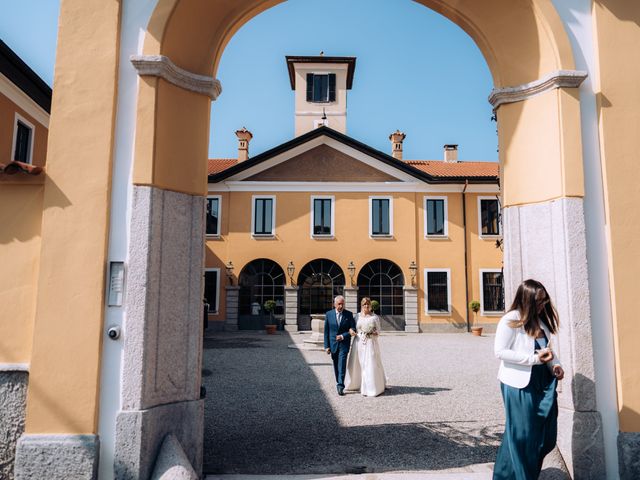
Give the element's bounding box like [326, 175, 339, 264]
[1, 0, 497, 161]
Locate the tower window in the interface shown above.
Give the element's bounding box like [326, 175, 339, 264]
[306, 73, 336, 103]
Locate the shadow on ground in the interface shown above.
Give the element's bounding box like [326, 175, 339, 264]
[202, 332, 502, 475]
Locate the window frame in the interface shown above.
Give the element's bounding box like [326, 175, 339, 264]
[205, 195, 222, 238]
[424, 268, 452, 315]
[306, 72, 336, 103]
[204, 267, 221, 314]
[424, 195, 449, 238]
[251, 195, 276, 238]
[11, 113, 35, 165]
[310, 195, 335, 238]
[369, 196, 394, 238]
[479, 268, 505, 316]
[477, 195, 501, 239]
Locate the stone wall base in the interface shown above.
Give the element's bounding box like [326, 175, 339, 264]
[0, 370, 28, 480]
[15, 434, 99, 480]
[557, 408, 606, 479]
[420, 322, 498, 334]
[115, 399, 203, 480]
[618, 431, 640, 480]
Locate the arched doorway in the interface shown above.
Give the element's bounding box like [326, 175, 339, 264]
[297, 259, 345, 330]
[357, 259, 405, 331]
[238, 259, 285, 330]
[12, 2, 608, 479]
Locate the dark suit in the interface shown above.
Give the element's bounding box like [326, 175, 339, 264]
[324, 309, 356, 389]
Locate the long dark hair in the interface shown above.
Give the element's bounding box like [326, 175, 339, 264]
[508, 279, 559, 336]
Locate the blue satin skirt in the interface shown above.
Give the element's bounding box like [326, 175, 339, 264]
[493, 364, 558, 480]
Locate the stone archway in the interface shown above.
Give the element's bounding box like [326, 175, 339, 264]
[13, 1, 609, 479]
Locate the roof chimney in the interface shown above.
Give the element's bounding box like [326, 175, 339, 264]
[389, 130, 406, 160]
[444, 144, 458, 163]
[235, 127, 253, 162]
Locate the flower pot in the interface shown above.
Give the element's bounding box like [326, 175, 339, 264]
[265, 324, 277, 335]
[471, 326, 483, 336]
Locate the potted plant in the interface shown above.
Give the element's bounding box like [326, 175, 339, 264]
[469, 300, 482, 336]
[263, 299, 277, 334]
[371, 300, 380, 314]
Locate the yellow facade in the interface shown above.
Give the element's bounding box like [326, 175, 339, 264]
[205, 184, 503, 331]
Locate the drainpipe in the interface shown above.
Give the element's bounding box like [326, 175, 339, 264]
[462, 180, 470, 332]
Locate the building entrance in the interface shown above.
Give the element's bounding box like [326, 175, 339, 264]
[297, 259, 345, 330]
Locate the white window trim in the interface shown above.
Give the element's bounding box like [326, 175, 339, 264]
[477, 195, 502, 239]
[310, 195, 335, 239]
[369, 196, 394, 238]
[424, 195, 449, 238]
[11, 112, 35, 165]
[206, 195, 222, 238]
[424, 268, 452, 315]
[204, 268, 221, 315]
[479, 268, 505, 316]
[251, 195, 276, 238]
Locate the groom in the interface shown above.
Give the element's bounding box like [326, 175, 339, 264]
[324, 295, 356, 396]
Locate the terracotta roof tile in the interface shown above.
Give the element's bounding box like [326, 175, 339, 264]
[208, 158, 237, 175]
[405, 160, 499, 179]
[0, 161, 43, 176]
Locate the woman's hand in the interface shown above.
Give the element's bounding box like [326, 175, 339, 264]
[537, 348, 554, 363]
[552, 365, 565, 380]
[349, 328, 356, 337]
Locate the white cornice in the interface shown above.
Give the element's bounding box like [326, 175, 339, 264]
[296, 110, 347, 116]
[0, 72, 49, 128]
[0, 363, 29, 372]
[208, 181, 499, 194]
[488, 70, 588, 108]
[130, 55, 222, 100]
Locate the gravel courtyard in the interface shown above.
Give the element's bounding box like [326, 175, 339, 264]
[201, 331, 506, 475]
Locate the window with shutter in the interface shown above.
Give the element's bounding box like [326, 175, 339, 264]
[328, 73, 336, 101]
[306, 73, 313, 101]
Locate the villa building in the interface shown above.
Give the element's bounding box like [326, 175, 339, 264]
[204, 55, 503, 333]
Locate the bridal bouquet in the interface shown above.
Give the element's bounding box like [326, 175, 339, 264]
[358, 316, 378, 344]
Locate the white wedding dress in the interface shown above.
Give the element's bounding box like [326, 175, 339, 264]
[344, 313, 387, 396]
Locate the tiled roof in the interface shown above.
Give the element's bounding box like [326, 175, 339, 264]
[405, 160, 499, 179]
[208, 158, 237, 175]
[208, 156, 498, 180]
[0, 161, 43, 175]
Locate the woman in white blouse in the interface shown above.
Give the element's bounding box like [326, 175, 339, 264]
[493, 279, 564, 480]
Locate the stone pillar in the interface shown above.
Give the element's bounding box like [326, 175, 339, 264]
[404, 286, 419, 333]
[225, 286, 240, 331]
[284, 286, 299, 332]
[344, 287, 359, 314]
[503, 198, 605, 478]
[114, 187, 204, 480]
[0, 365, 28, 480]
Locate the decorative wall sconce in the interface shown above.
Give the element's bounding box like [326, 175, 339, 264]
[225, 261, 234, 285]
[409, 261, 417, 287]
[347, 261, 356, 286]
[287, 261, 295, 285]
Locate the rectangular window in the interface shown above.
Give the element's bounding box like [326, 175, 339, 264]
[481, 270, 505, 314]
[425, 197, 447, 236]
[425, 269, 451, 313]
[12, 115, 34, 164]
[370, 197, 392, 236]
[253, 196, 275, 236]
[204, 269, 219, 313]
[206, 196, 220, 236]
[312, 197, 333, 236]
[479, 197, 500, 236]
[306, 73, 336, 103]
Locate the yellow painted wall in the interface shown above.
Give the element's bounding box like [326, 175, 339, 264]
[593, 0, 640, 432]
[206, 190, 503, 329]
[23, 0, 121, 434]
[0, 93, 48, 167]
[0, 184, 43, 363]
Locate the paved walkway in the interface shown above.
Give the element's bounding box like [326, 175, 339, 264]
[201, 331, 568, 478]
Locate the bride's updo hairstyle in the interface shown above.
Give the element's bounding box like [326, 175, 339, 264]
[508, 279, 559, 337]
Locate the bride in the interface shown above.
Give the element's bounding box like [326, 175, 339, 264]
[344, 297, 387, 396]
